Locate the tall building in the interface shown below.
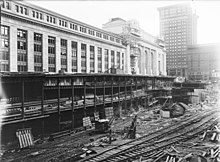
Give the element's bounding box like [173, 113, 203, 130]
[158, 3, 198, 77]
[187, 44, 220, 81]
[0, 1, 126, 74]
[103, 18, 167, 76]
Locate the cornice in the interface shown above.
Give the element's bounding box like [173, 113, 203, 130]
[2, 11, 126, 49]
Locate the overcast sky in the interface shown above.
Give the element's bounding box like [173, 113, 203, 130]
[29, 1, 220, 44]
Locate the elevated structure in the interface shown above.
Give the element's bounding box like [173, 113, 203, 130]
[102, 18, 167, 76]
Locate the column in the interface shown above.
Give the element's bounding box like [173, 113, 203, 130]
[94, 46, 98, 73]
[125, 45, 131, 74]
[114, 50, 117, 68]
[101, 47, 105, 72]
[77, 42, 81, 73]
[27, 30, 34, 72]
[153, 51, 159, 76]
[55, 37, 61, 73]
[10, 26, 17, 72]
[163, 53, 167, 75]
[140, 46, 145, 75]
[43, 33, 48, 72]
[67, 40, 72, 73]
[147, 48, 151, 75]
[108, 49, 111, 70]
[86, 44, 90, 73]
[120, 50, 123, 70]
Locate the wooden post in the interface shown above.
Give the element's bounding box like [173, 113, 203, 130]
[145, 78, 147, 109]
[21, 79, 25, 120]
[111, 77, 113, 106]
[71, 78, 75, 130]
[84, 79, 86, 117]
[94, 77, 97, 113]
[41, 79, 45, 137]
[135, 78, 138, 110]
[57, 78, 61, 131]
[124, 77, 127, 114]
[118, 77, 121, 118]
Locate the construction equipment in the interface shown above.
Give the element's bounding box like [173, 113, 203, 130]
[94, 115, 115, 133]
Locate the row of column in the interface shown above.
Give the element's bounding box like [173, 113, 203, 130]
[138, 45, 166, 76]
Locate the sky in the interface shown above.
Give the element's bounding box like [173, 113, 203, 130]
[29, 0, 220, 44]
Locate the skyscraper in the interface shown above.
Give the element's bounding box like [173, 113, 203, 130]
[158, 3, 198, 77]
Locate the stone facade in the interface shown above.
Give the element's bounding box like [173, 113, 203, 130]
[1, 1, 126, 74]
[102, 18, 167, 76]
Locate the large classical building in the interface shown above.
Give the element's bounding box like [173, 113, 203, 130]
[0, 1, 166, 76]
[187, 44, 220, 81]
[158, 3, 198, 77]
[102, 18, 167, 76]
[0, 1, 126, 74]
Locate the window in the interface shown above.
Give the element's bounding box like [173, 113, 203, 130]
[53, 18, 55, 23]
[47, 16, 49, 22]
[2, 39, 9, 48]
[16, 5, 19, 12]
[1, 26, 9, 36]
[17, 29, 27, 39]
[34, 33, 42, 42]
[48, 36, 55, 44]
[34, 44, 42, 52]
[81, 44, 86, 57]
[5, 2, 10, 9]
[32, 11, 35, 17]
[20, 6, 23, 14]
[90, 46, 95, 59]
[23, 8, 27, 15]
[36, 12, 39, 18]
[17, 41, 27, 50]
[40, 13, 42, 20]
[61, 39, 67, 46]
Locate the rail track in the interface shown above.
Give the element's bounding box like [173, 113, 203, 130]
[3, 109, 219, 162]
[81, 109, 220, 162]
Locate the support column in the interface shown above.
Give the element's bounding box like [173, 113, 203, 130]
[83, 79, 86, 117]
[41, 80, 45, 137]
[77, 42, 81, 73]
[43, 34, 48, 72]
[111, 77, 113, 106]
[86, 44, 90, 73]
[57, 78, 61, 131]
[124, 77, 127, 114]
[118, 77, 121, 118]
[21, 80, 25, 120]
[71, 78, 75, 130]
[55, 38, 61, 73]
[67, 40, 72, 73]
[94, 46, 98, 73]
[27, 30, 34, 72]
[10, 26, 17, 72]
[94, 78, 97, 113]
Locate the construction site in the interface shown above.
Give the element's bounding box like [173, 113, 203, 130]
[0, 73, 219, 162]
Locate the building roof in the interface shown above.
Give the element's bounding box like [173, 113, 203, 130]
[14, 0, 122, 39]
